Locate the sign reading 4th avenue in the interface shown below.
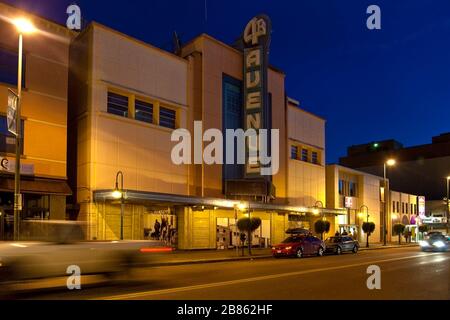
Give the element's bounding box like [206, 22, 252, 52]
[7, 89, 19, 136]
[243, 15, 272, 178]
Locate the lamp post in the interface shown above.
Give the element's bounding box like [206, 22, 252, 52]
[112, 171, 125, 240]
[383, 159, 396, 246]
[12, 18, 36, 241]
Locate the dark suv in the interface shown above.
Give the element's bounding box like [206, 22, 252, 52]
[324, 236, 359, 255]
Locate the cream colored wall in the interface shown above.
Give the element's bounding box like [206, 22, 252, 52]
[287, 105, 325, 150]
[0, 6, 72, 179]
[361, 175, 383, 243]
[287, 105, 326, 207]
[79, 25, 189, 196]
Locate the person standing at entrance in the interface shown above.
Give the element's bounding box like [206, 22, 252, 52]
[154, 219, 161, 239]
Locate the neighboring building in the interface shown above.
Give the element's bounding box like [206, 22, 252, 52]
[326, 165, 419, 243]
[339, 133, 450, 201]
[0, 3, 73, 240]
[68, 19, 345, 248]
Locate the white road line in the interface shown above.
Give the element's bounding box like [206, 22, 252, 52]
[99, 252, 445, 300]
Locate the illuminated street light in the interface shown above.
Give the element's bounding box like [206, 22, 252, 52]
[13, 18, 36, 34]
[386, 159, 396, 167]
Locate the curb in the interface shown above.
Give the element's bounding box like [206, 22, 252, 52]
[359, 244, 419, 251]
[147, 245, 420, 267]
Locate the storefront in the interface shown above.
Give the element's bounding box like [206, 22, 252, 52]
[0, 174, 72, 240]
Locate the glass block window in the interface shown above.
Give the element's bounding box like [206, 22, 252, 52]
[135, 99, 153, 124]
[291, 145, 298, 160]
[107, 92, 129, 118]
[159, 107, 176, 129]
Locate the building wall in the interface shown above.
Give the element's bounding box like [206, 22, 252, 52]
[181, 35, 287, 201]
[326, 165, 384, 243]
[0, 3, 72, 180]
[287, 101, 326, 207]
[69, 23, 189, 238]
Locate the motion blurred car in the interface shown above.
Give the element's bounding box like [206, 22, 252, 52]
[419, 234, 449, 252]
[324, 236, 359, 255]
[0, 221, 171, 287]
[272, 235, 325, 258]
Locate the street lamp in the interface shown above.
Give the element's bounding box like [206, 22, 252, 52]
[383, 159, 396, 246]
[112, 171, 125, 240]
[359, 205, 370, 223]
[12, 18, 36, 241]
[313, 201, 324, 219]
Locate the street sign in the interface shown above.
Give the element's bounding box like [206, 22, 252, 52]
[7, 89, 18, 136]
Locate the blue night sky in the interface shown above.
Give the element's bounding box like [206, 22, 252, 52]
[3, 0, 450, 163]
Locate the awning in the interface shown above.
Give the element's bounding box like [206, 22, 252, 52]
[0, 176, 72, 196]
[93, 190, 346, 215]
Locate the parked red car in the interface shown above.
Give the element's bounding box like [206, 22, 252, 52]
[272, 235, 325, 258]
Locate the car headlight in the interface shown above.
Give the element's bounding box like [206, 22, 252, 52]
[419, 241, 429, 247]
[285, 246, 292, 250]
[433, 241, 446, 248]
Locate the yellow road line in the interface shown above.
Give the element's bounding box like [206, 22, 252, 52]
[98, 252, 445, 300]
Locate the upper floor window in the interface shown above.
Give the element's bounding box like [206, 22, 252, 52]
[397, 202, 400, 213]
[135, 99, 153, 124]
[301, 149, 308, 162]
[312, 151, 319, 164]
[393, 201, 396, 212]
[0, 116, 24, 155]
[0, 46, 25, 87]
[107, 92, 128, 118]
[402, 203, 405, 214]
[291, 146, 298, 160]
[159, 106, 176, 129]
[349, 182, 357, 197]
[339, 180, 344, 195]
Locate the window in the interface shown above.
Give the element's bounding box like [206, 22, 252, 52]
[406, 204, 409, 214]
[223, 75, 243, 182]
[339, 180, 344, 195]
[397, 202, 400, 213]
[402, 203, 405, 214]
[107, 92, 128, 118]
[291, 145, 298, 160]
[0, 47, 25, 87]
[135, 99, 153, 124]
[414, 204, 417, 214]
[393, 201, 396, 212]
[301, 149, 308, 162]
[0, 116, 24, 154]
[312, 151, 319, 164]
[349, 182, 357, 197]
[159, 106, 176, 129]
[411, 204, 413, 214]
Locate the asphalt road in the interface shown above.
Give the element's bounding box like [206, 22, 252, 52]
[9, 247, 450, 300]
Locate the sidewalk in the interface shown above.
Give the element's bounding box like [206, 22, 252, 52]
[146, 242, 419, 267]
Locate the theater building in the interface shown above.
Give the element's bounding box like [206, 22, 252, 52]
[68, 16, 345, 248]
[0, 3, 73, 240]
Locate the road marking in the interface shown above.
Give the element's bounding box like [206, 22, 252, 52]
[99, 253, 445, 300]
